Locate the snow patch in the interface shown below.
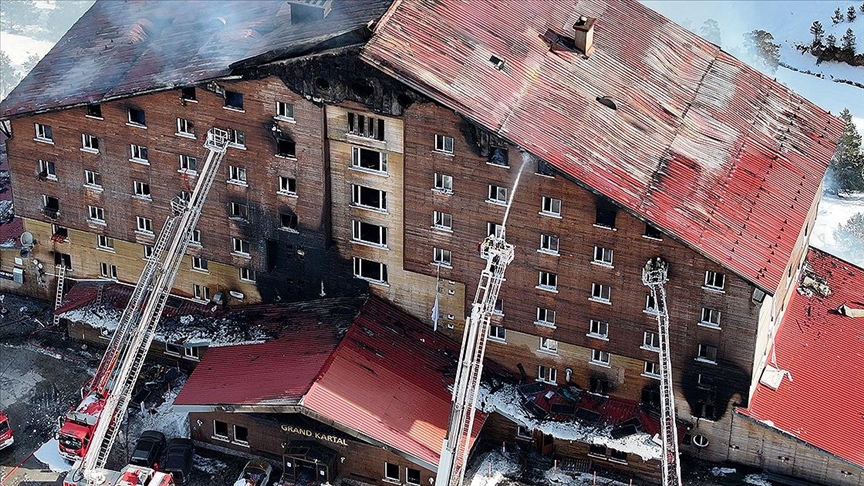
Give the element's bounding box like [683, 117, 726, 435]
[744, 474, 774, 486]
[34, 439, 74, 473]
[811, 192, 864, 268]
[711, 466, 737, 476]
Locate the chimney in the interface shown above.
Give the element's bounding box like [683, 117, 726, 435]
[573, 16, 596, 57]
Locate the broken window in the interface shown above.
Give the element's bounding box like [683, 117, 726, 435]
[34, 123, 53, 142]
[590, 377, 609, 395]
[54, 252, 72, 270]
[697, 374, 715, 390]
[38, 160, 56, 180]
[179, 154, 197, 173]
[213, 420, 228, 439]
[537, 365, 557, 384]
[433, 247, 452, 266]
[127, 107, 146, 126]
[641, 388, 660, 408]
[276, 101, 294, 120]
[181, 87, 196, 101]
[645, 294, 664, 313]
[536, 159, 555, 177]
[593, 246, 613, 266]
[487, 222, 503, 238]
[347, 112, 385, 141]
[644, 223, 662, 239]
[224, 91, 243, 110]
[352, 220, 386, 246]
[588, 319, 608, 338]
[133, 181, 150, 198]
[136, 217, 153, 233]
[351, 184, 386, 211]
[86, 104, 102, 118]
[538, 271, 557, 291]
[703, 271, 725, 290]
[609, 449, 628, 463]
[591, 349, 610, 365]
[279, 176, 296, 194]
[541, 196, 561, 216]
[81, 134, 99, 152]
[588, 444, 606, 457]
[52, 224, 68, 242]
[700, 308, 721, 327]
[433, 173, 453, 193]
[434, 134, 454, 154]
[488, 147, 508, 166]
[488, 185, 507, 204]
[229, 202, 248, 220]
[351, 146, 387, 172]
[697, 344, 718, 363]
[595, 198, 617, 228]
[97, 235, 114, 250]
[433, 211, 453, 231]
[176, 118, 194, 136]
[694, 402, 716, 420]
[536, 307, 556, 327]
[591, 283, 611, 303]
[42, 195, 59, 218]
[353, 257, 387, 283]
[276, 138, 296, 158]
[280, 213, 298, 231]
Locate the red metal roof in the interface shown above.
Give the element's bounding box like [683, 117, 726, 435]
[738, 248, 864, 468]
[362, 0, 844, 290]
[304, 297, 484, 468]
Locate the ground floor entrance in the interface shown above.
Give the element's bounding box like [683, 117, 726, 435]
[280, 440, 336, 485]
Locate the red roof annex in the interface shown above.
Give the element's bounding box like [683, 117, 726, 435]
[738, 249, 864, 468]
[362, 0, 843, 290]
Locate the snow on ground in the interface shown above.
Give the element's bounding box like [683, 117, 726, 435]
[811, 192, 864, 267]
[123, 375, 191, 444]
[743, 474, 774, 486]
[464, 449, 631, 486]
[0, 32, 55, 64]
[34, 439, 74, 473]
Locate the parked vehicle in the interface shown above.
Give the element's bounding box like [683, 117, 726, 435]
[130, 430, 167, 469]
[234, 460, 272, 486]
[0, 410, 13, 450]
[162, 438, 194, 485]
[57, 391, 106, 461]
[63, 464, 174, 486]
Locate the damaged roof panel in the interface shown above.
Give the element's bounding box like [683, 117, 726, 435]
[362, 0, 843, 290]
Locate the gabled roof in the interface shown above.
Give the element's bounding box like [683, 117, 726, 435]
[0, 0, 392, 119]
[362, 0, 844, 290]
[738, 248, 864, 468]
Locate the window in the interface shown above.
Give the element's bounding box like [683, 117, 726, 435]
[590, 377, 609, 395]
[276, 138, 297, 158]
[276, 101, 294, 120]
[224, 91, 243, 110]
[180, 87, 196, 101]
[129, 144, 148, 162]
[536, 307, 556, 327]
[384, 462, 400, 482]
[433, 211, 453, 231]
[595, 198, 617, 228]
[697, 344, 718, 363]
[81, 134, 99, 152]
[179, 154, 197, 173]
[143, 245, 153, 259]
[99, 262, 118, 279]
[347, 112, 385, 140]
[643, 332, 660, 351]
[189, 229, 201, 245]
[538, 271, 557, 291]
[536, 159, 555, 176]
[752, 288, 766, 304]
[278, 176, 297, 195]
[588, 444, 606, 457]
[493, 298, 504, 315]
[239, 267, 256, 282]
[643, 361, 660, 378]
[593, 246, 613, 266]
[136, 217, 153, 233]
[433, 173, 453, 193]
[488, 147, 508, 166]
[229, 202, 248, 220]
[406, 468, 420, 486]
[351, 184, 387, 210]
[434, 134, 454, 154]
[539, 234, 559, 254]
[351, 146, 387, 172]
[353, 257, 388, 283]
[176, 118, 194, 136]
[645, 294, 664, 314]
[52, 225, 69, 242]
[694, 402, 716, 420]
[433, 247, 452, 266]
[34, 123, 53, 141]
[516, 425, 532, 439]
[700, 308, 721, 328]
[38, 160, 56, 180]
[352, 220, 387, 246]
[539, 337, 558, 353]
[133, 181, 151, 198]
[84, 170, 102, 188]
[644, 223, 663, 239]
[213, 420, 228, 439]
[609, 449, 628, 463]
[234, 425, 248, 444]
[228, 129, 245, 147]
[280, 213, 298, 231]
[697, 374, 715, 390]
[88, 205, 105, 223]
[591, 283, 611, 303]
[488, 184, 507, 204]
[97, 235, 114, 250]
[193, 284, 210, 301]
[591, 349, 610, 366]
[537, 365, 557, 384]
[192, 257, 208, 272]
[228, 166, 247, 184]
[86, 104, 102, 117]
[541, 196, 561, 216]
[704, 271, 725, 291]
[588, 319, 608, 339]
[488, 325, 506, 341]
[232, 237, 250, 255]
[487, 222, 504, 238]
[641, 388, 661, 408]
[127, 107, 146, 126]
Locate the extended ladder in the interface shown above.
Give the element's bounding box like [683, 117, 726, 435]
[72, 128, 231, 485]
[437, 231, 514, 486]
[53, 264, 66, 326]
[642, 257, 682, 486]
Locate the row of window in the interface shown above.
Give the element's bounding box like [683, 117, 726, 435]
[35, 122, 247, 154]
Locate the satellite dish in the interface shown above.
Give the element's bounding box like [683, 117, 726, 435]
[20, 232, 34, 248]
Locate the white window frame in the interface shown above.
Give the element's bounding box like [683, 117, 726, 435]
[130, 144, 148, 163]
[351, 184, 387, 211]
[432, 211, 453, 231]
[353, 257, 388, 284]
[537, 271, 558, 292]
[434, 134, 454, 154]
[537, 365, 557, 384]
[228, 129, 245, 148]
[384, 462, 400, 482]
[645, 294, 664, 314]
[143, 245, 154, 259]
[405, 467, 421, 486]
[642, 332, 660, 351]
[189, 229, 202, 246]
[34, 123, 53, 142]
[81, 134, 99, 153]
[433, 247, 452, 267]
[232, 424, 249, 445]
[697, 344, 718, 364]
[590, 283, 611, 304]
[433, 173, 453, 193]
[39, 160, 57, 180]
[278, 176, 297, 195]
[136, 217, 153, 234]
[176, 117, 195, 137]
[228, 166, 247, 185]
[352, 220, 387, 247]
[212, 420, 228, 440]
[487, 184, 507, 205]
[239, 267, 256, 283]
[487, 325, 506, 342]
[590, 349, 610, 367]
[229, 202, 248, 220]
[699, 307, 721, 328]
[191, 256, 208, 273]
[535, 307, 556, 328]
[539, 234, 559, 255]
[642, 361, 660, 379]
[88, 205, 105, 223]
[97, 235, 114, 251]
[84, 169, 102, 189]
[232, 237, 250, 256]
[703, 271, 726, 291]
[587, 319, 609, 340]
[516, 425, 532, 439]
[99, 262, 118, 280]
[183, 346, 200, 361]
[351, 146, 387, 173]
[127, 107, 146, 127]
[179, 154, 198, 174]
[487, 222, 504, 238]
[539, 337, 558, 354]
[275, 101, 294, 121]
[540, 196, 561, 216]
[593, 246, 613, 266]
[133, 181, 151, 199]
[193, 284, 210, 302]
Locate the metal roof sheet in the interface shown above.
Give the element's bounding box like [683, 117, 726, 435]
[361, 0, 844, 290]
[738, 248, 864, 468]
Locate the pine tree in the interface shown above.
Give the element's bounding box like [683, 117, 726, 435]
[827, 33, 838, 49]
[810, 20, 825, 47]
[848, 5, 858, 21]
[841, 28, 857, 53]
[699, 19, 722, 45]
[0, 51, 22, 100]
[827, 108, 864, 193]
[833, 7, 845, 23]
[743, 30, 780, 73]
[860, 2, 864, 13]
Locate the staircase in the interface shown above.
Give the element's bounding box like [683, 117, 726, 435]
[53, 264, 66, 326]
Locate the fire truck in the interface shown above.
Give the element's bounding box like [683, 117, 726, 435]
[0, 410, 14, 450]
[57, 391, 104, 460]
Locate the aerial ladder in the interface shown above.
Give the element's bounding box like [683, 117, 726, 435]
[436, 229, 515, 486]
[641, 257, 682, 486]
[63, 128, 231, 486]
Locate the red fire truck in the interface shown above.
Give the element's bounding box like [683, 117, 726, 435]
[57, 391, 105, 461]
[0, 410, 14, 450]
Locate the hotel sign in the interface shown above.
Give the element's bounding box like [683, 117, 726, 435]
[281, 425, 348, 446]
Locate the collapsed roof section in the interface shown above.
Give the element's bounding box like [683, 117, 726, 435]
[361, 0, 844, 291]
[0, 0, 392, 119]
